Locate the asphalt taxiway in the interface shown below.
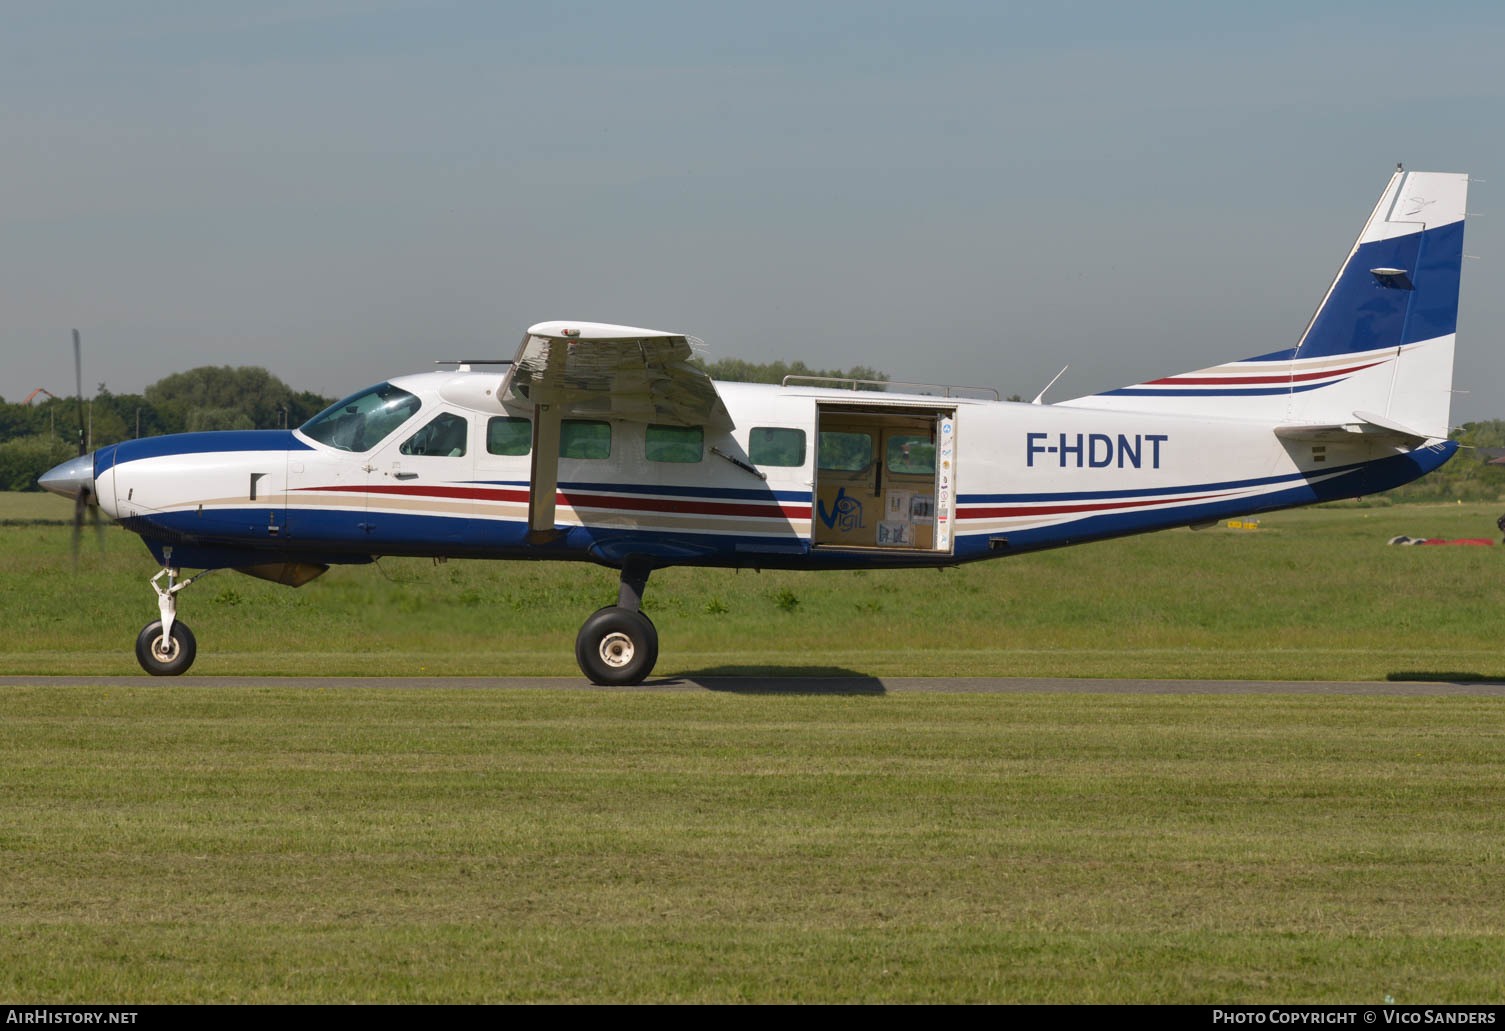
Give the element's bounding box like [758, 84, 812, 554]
[3, 675, 1504, 695]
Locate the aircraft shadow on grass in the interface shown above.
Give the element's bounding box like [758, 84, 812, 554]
[1386, 671, 1505, 684]
[649, 666, 886, 695]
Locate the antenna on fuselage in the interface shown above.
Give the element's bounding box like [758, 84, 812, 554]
[1031, 365, 1069, 405]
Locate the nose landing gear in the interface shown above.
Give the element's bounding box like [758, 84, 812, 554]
[574, 559, 658, 685]
[136, 549, 214, 676]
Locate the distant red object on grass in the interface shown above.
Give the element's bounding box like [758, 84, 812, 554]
[1388, 536, 1494, 546]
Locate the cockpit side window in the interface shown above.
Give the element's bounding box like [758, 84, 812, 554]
[300, 383, 421, 453]
[400, 412, 469, 457]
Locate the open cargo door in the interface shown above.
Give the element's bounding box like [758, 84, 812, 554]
[812, 404, 954, 553]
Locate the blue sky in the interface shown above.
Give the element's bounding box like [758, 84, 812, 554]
[3, 1, 1502, 419]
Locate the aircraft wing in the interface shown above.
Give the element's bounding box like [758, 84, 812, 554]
[1273, 410, 1432, 447]
[502, 321, 733, 432]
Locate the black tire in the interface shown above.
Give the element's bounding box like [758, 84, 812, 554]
[135, 620, 197, 676]
[575, 606, 658, 685]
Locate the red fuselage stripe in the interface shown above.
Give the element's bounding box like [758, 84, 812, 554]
[1147, 359, 1387, 386]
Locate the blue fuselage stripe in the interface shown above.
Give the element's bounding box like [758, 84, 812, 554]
[98, 430, 311, 475]
[957, 454, 1391, 504]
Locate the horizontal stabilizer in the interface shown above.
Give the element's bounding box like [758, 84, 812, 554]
[1274, 410, 1431, 446]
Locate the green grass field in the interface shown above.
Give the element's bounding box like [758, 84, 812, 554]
[2, 686, 1502, 1003]
[3, 494, 1504, 1002]
[2, 493, 1503, 679]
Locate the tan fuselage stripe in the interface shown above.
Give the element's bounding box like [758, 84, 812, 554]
[167, 492, 809, 538]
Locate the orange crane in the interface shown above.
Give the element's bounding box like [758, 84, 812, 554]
[22, 388, 59, 405]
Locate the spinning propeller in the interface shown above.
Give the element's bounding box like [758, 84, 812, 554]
[69, 329, 105, 567]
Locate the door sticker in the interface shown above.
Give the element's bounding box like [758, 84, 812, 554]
[936, 416, 954, 551]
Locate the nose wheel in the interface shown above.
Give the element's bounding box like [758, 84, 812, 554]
[135, 619, 197, 676]
[574, 559, 658, 685]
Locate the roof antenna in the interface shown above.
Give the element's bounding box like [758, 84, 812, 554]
[1031, 365, 1069, 405]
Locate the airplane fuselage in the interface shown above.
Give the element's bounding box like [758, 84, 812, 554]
[89, 375, 1455, 574]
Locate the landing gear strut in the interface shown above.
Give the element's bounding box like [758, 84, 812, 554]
[135, 548, 211, 676]
[574, 559, 658, 685]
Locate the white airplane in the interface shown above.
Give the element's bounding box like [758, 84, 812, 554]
[41, 167, 1469, 683]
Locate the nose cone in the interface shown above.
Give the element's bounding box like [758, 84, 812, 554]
[39, 453, 95, 501]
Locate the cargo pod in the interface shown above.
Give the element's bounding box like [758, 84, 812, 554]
[811, 403, 955, 554]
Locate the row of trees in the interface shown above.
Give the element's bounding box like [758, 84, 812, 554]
[697, 357, 889, 388]
[0, 367, 334, 491]
[1379, 420, 1505, 502]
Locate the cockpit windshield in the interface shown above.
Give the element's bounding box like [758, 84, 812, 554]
[300, 383, 421, 453]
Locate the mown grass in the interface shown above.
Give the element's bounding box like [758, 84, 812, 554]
[2, 496, 1503, 679]
[1, 686, 1502, 1002]
[6, 496, 1504, 1002]
[0, 490, 73, 522]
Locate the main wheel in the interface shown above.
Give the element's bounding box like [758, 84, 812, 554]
[575, 606, 658, 685]
[135, 620, 197, 676]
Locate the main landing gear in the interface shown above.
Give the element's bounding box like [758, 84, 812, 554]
[574, 559, 659, 685]
[135, 547, 211, 676]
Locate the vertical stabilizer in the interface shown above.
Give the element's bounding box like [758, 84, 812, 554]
[1062, 169, 1468, 439]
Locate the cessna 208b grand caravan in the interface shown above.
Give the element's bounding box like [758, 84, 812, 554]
[41, 167, 1470, 683]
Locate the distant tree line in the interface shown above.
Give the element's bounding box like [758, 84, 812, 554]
[0, 367, 333, 491]
[697, 357, 889, 389]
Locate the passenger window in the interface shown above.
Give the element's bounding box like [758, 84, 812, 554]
[817, 431, 873, 472]
[400, 412, 469, 457]
[645, 424, 702, 463]
[560, 420, 611, 460]
[886, 434, 935, 475]
[749, 427, 806, 467]
[487, 416, 532, 456]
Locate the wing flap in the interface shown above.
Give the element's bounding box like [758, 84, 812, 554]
[502, 321, 733, 431]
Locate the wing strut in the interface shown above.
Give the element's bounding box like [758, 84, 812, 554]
[529, 400, 562, 535]
[527, 342, 568, 537]
[504, 319, 736, 539]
